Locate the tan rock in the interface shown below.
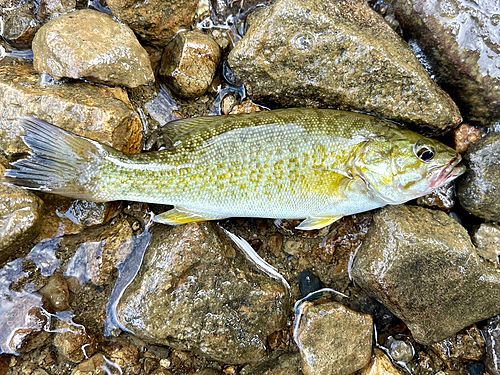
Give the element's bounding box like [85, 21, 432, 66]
[360, 349, 404, 375]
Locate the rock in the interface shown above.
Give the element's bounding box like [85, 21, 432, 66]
[229, 100, 264, 115]
[53, 319, 98, 363]
[482, 314, 500, 375]
[32, 9, 154, 88]
[351, 205, 500, 345]
[430, 325, 485, 365]
[394, 0, 500, 127]
[159, 31, 221, 99]
[457, 132, 500, 221]
[39, 274, 70, 312]
[7, 308, 51, 355]
[227, 0, 461, 132]
[360, 348, 404, 375]
[383, 336, 414, 364]
[0, 61, 142, 156]
[1, 1, 40, 49]
[298, 270, 323, 297]
[240, 352, 303, 375]
[416, 182, 455, 211]
[116, 223, 290, 364]
[295, 301, 373, 375]
[0, 162, 43, 262]
[472, 223, 500, 265]
[453, 124, 484, 154]
[71, 354, 115, 375]
[106, 0, 199, 47]
[37, 0, 75, 23]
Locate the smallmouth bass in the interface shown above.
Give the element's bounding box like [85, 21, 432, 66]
[4, 109, 465, 230]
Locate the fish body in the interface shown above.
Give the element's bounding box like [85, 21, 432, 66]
[4, 109, 465, 230]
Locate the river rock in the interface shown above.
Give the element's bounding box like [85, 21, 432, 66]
[106, 0, 199, 47]
[240, 352, 303, 375]
[360, 348, 404, 375]
[116, 223, 290, 364]
[159, 30, 221, 99]
[228, 0, 461, 132]
[430, 325, 485, 366]
[37, 0, 75, 23]
[394, 0, 500, 127]
[0, 61, 142, 157]
[352, 205, 500, 345]
[482, 314, 500, 375]
[295, 301, 373, 375]
[32, 9, 154, 88]
[53, 319, 98, 363]
[39, 274, 70, 312]
[471, 223, 500, 264]
[1, 0, 40, 49]
[457, 132, 500, 221]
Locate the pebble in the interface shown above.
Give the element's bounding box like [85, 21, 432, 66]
[416, 182, 456, 211]
[32, 9, 154, 88]
[159, 30, 221, 99]
[228, 0, 461, 132]
[240, 352, 302, 375]
[53, 319, 98, 363]
[384, 336, 414, 364]
[453, 124, 484, 154]
[429, 326, 485, 364]
[295, 301, 373, 375]
[471, 223, 500, 265]
[352, 205, 500, 345]
[482, 314, 500, 375]
[39, 274, 70, 312]
[298, 270, 323, 297]
[36, 0, 76, 23]
[1, 0, 40, 48]
[360, 348, 404, 375]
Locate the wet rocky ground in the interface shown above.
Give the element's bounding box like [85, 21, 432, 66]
[0, 0, 500, 374]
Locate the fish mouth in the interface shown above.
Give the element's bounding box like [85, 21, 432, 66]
[430, 154, 466, 189]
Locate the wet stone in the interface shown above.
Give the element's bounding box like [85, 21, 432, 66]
[8, 308, 51, 355]
[360, 348, 404, 375]
[1, 0, 40, 48]
[299, 270, 323, 297]
[457, 132, 500, 222]
[39, 274, 70, 312]
[240, 352, 303, 375]
[352, 205, 500, 345]
[383, 336, 414, 364]
[71, 353, 120, 375]
[0, 61, 142, 156]
[416, 182, 455, 211]
[159, 31, 221, 100]
[37, 0, 75, 23]
[482, 314, 500, 375]
[453, 124, 484, 154]
[116, 223, 290, 364]
[33, 9, 154, 88]
[471, 223, 500, 265]
[394, 0, 500, 127]
[106, 0, 199, 47]
[53, 319, 98, 363]
[295, 301, 373, 375]
[228, 0, 461, 132]
[430, 326, 485, 365]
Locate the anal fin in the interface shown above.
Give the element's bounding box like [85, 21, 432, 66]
[295, 215, 343, 230]
[154, 207, 227, 225]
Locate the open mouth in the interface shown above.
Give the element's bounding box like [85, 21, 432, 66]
[430, 154, 466, 189]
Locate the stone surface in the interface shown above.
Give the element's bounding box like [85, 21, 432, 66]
[1, 0, 40, 49]
[482, 314, 500, 375]
[430, 326, 485, 364]
[457, 132, 500, 221]
[39, 274, 70, 312]
[106, 0, 199, 46]
[453, 124, 484, 154]
[71, 354, 114, 375]
[36, 0, 75, 23]
[472, 223, 500, 264]
[295, 301, 373, 375]
[116, 223, 290, 364]
[352, 205, 500, 345]
[360, 348, 404, 375]
[33, 9, 154, 88]
[394, 0, 500, 127]
[0, 61, 142, 156]
[228, 0, 462, 132]
[53, 320, 98, 363]
[240, 352, 303, 375]
[7, 308, 51, 355]
[159, 30, 221, 99]
[416, 182, 456, 211]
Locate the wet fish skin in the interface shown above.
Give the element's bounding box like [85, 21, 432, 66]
[4, 109, 465, 230]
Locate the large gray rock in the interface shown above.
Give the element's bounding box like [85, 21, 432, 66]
[116, 223, 290, 364]
[0, 61, 142, 156]
[457, 132, 500, 222]
[394, 0, 500, 127]
[228, 0, 462, 132]
[32, 9, 154, 88]
[295, 301, 373, 375]
[352, 205, 500, 345]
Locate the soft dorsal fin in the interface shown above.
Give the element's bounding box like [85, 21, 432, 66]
[162, 116, 223, 145]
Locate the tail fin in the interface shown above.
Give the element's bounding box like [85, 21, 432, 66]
[4, 117, 107, 201]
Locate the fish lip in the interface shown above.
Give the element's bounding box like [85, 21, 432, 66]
[430, 154, 465, 189]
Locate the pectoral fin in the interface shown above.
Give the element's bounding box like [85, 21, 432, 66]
[154, 207, 227, 225]
[296, 215, 343, 230]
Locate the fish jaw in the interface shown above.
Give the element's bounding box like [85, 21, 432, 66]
[430, 154, 466, 189]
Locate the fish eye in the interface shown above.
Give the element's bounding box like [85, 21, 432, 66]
[414, 143, 435, 162]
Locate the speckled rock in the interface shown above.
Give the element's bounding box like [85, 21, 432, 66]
[7, 308, 51, 355]
[106, 0, 199, 46]
[116, 223, 290, 364]
[228, 0, 461, 132]
[453, 124, 484, 154]
[383, 336, 414, 364]
[360, 348, 404, 375]
[295, 301, 373, 375]
[352, 205, 500, 345]
[0, 61, 142, 156]
[32, 9, 154, 88]
[1, 0, 40, 48]
[39, 274, 70, 312]
[482, 314, 500, 375]
[430, 326, 485, 367]
[53, 319, 98, 363]
[457, 132, 500, 221]
[471, 223, 500, 264]
[394, 0, 500, 127]
[37, 0, 75, 22]
[159, 31, 221, 99]
[71, 354, 115, 375]
[240, 352, 303, 375]
[416, 182, 455, 211]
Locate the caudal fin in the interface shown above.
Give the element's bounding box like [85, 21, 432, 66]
[4, 117, 107, 201]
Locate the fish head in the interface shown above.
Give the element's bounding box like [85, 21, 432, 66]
[354, 131, 466, 205]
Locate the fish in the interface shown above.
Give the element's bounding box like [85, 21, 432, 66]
[4, 109, 465, 230]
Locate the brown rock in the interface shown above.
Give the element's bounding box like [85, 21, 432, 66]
[1, 1, 40, 48]
[0, 61, 142, 156]
[453, 124, 484, 154]
[53, 320, 98, 363]
[159, 31, 221, 99]
[33, 9, 154, 88]
[71, 354, 115, 375]
[360, 349, 404, 375]
[472, 223, 500, 264]
[37, 0, 75, 23]
[106, 0, 199, 47]
[416, 182, 456, 211]
[7, 308, 51, 355]
[430, 326, 485, 365]
[39, 274, 70, 312]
